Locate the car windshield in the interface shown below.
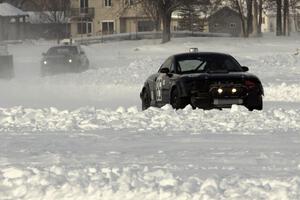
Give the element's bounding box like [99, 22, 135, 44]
[47, 46, 78, 55]
[176, 54, 242, 74]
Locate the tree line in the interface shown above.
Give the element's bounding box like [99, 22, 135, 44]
[138, 0, 300, 42]
[1, 0, 300, 43]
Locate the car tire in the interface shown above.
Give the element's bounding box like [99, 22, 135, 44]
[170, 88, 189, 109]
[142, 85, 151, 111]
[246, 94, 263, 111]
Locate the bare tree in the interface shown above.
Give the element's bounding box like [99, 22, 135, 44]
[276, 0, 283, 35]
[233, 0, 247, 36]
[31, 0, 70, 42]
[231, 0, 264, 37]
[290, 0, 300, 32]
[251, 0, 263, 36]
[139, 0, 161, 31]
[246, 0, 253, 35]
[139, 0, 208, 43]
[283, 0, 290, 35]
[252, 0, 258, 36]
[257, 0, 263, 35]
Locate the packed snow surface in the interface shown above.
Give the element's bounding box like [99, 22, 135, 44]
[0, 105, 300, 134]
[1, 35, 300, 199]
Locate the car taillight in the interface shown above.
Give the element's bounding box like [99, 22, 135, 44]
[245, 80, 256, 89]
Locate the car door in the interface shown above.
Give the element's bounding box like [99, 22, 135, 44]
[156, 57, 174, 104]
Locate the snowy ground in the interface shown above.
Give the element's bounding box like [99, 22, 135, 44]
[1, 34, 300, 199]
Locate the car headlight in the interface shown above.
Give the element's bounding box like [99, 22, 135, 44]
[68, 59, 72, 63]
[217, 88, 223, 94]
[43, 60, 47, 65]
[232, 88, 237, 93]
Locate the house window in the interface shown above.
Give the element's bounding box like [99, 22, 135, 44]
[138, 21, 154, 32]
[229, 23, 236, 28]
[104, 0, 112, 7]
[102, 21, 114, 34]
[80, 0, 89, 8]
[124, 0, 133, 6]
[77, 21, 92, 34]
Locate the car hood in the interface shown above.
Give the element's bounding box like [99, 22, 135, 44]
[43, 54, 76, 59]
[180, 72, 260, 81]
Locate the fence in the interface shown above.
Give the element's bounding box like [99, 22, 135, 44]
[73, 31, 231, 45]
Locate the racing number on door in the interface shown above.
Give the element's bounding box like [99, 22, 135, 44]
[156, 76, 163, 101]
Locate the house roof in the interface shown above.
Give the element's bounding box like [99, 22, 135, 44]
[208, 6, 240, 19]
[0, 3, 28, 17]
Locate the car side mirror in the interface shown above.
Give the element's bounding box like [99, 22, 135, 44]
[80, 51, 85, 55]
[242, 66, 249, 72]
[42, 52, 46, 56]
[160, 68, 170, 74]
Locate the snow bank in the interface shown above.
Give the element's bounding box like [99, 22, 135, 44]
[265, 83, 300, 102]
[1, 165, 300, 200]
[0, 105, 299, 134]
[239, 54, 300, 84]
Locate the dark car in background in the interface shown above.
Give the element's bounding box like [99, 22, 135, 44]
[41, 44, 89, 76]
[0, 44, 14, 79]
[140, 52, 264, 111]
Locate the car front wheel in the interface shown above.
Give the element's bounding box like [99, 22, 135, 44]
[170, 88, 189, 109]
[246, 94, 263, 111]
[141, 85, 151, 110]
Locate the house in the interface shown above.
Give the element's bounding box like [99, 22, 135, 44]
[261, 11, 300, 33]
[208, 7, 242, 37]
[0, 1, 69, 40]
[69, 0, 183, 38]
[69, 0, 155, 38]
[0, 3, 28, 41]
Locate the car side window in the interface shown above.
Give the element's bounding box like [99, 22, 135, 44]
[170, 63, 176, 73]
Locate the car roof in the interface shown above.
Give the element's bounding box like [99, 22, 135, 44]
[50, 45, 79, 48]
[173, 52, 232, 58]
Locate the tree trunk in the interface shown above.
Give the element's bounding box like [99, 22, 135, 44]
[235, 0, 247, 37]
[246, 0, 253, 36]
[161, 13, 172, 43]
[283, 0, 287, 35]
[258, 0, 263, 35]
[283, 0, 290, 36]
[276, 0, 283, 36]
[293, 7, 299, 32]
[252, 0, 259, 36]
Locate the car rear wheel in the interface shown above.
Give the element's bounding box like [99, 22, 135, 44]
[142, 85, 151, 110]
[170, 88, 189, 109]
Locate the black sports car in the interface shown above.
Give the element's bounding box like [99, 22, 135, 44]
[41, 44, 89, 76]
[140, 52, 264, 111]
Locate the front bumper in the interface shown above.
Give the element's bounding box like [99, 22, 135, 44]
[190, 84, 248, 109]
[41, 62, 83, 75]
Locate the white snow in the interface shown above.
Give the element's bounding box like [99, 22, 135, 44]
[0, 3, 28, 17]
[0, 105, 299, 133]
[1, 34, 300, 199]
